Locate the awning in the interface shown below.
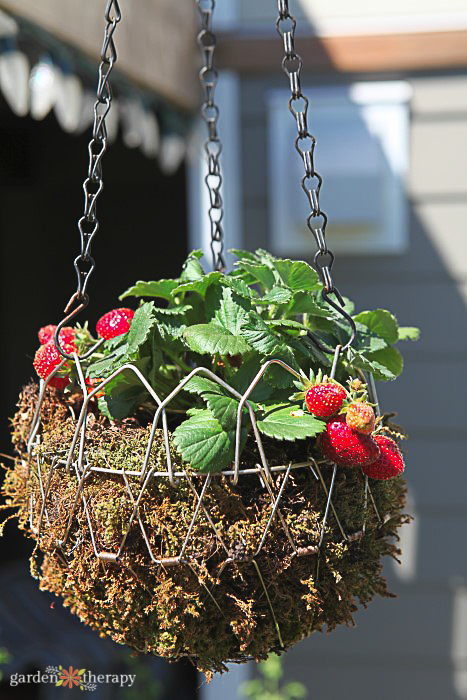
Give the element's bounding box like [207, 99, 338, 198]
[0, 0, 199, 111]
[0, 1, 200, 171]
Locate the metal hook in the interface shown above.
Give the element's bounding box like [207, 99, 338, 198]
[54, 292, 104, 360]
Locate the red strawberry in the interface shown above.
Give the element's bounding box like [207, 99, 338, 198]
[345, 402, 375, 435]
[305, 382, 346, 419]
[318, 415, 380, 467]
[33, 342, 69, 389]
[96, 308, 134, 340]
[38, 325, 76, 352]
[362, 435, 405, 480]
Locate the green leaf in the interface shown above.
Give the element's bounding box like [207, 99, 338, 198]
[204, 393, 240, 431]
[97, 377, 148, 420]
[368, 346, 404, 378]
[183, 323, 251, 356]
[287, 291, 329, 317]
[126, 302, 156, 355]
[272, 258, 321, 291]
[173, 409, 237, 473]
[398, 326, 420, 341]
[56, 680, 63, 687]
[181, 250, 205, 281]
[350, 351, 396, 381]
[229, 356, 274, 402]
[256, 287, 293, 305]
[267, 319, 307, 330]
[263, 345, 300, 388]
[240, 314, 280, 354]
[214, 286, 250, 335]
[172, 272, 222, 298]
[229, 248, 257, 262]
[234, 260, 276, 290]
[222, 275, 255, 300]
[353, 309, 399, 345]
[119, 279, 179, 301]
[256, 402, 326, 441]
[78, 669, 86, 675]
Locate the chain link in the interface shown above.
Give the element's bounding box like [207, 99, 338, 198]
[275, 0, 356, 350]
[196, 0, 225, 272]
[55, 0, 121, 359]
[275, 0, 337, 292]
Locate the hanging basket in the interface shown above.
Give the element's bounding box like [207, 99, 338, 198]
[2, 248, 415, 675]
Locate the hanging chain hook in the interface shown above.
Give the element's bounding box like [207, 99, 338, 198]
[55, 0, 121, 360]
[275, 0, 356, 352]
[196, 0, 226, 272]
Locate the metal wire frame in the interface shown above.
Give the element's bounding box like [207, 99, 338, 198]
[27, 345, 379, 570]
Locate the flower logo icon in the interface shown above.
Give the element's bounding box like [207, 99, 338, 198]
[56, 666, 86, 689]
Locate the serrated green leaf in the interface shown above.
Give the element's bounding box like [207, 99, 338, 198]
[368, 346, 404, 378]
[229, 356, 274, 402]
[183, 323, 251, 356]
[126, 302, 155, 355]
[119, 279, 179, 301]
[256, 402, 326, 441]
[268, 318, 307, 330]
[204, 393, 239, 430]
[234, 260, 276, 290]
[222, 275, 255, 299]
[353, 309, 399, 345]
[240, 313, 280, 354]
[273, 258, 321, 291]
[256, 287, 293, 305]
[263, 345, 300, 388]
[287, 291, 329, 316]
[398, 326, 420, 341]
[214, 286, 250, 335]
[173, 409, 237, 473]
[172, 272, 222, 298]
[229, 248, 257, 262]
[97, 376, 148, 420]
[184, 375, 223, 397]
[87, 344, 127, 378]
[350, 351, 395, 381]
[153, 304, 192, 316]
[181, 250, 205, 281]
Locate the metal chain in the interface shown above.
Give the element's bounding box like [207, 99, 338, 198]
[196, 0, 225, 272]
[55, 0, 121, 359]
[275, 0, 355, 350]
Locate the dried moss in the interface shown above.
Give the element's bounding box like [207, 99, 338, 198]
[2, 384, 410, 674]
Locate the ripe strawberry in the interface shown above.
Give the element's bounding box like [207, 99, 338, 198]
[317, 415, 380, 467]
[96, 308, 134, 340]
[305, 382, 346, 419]
[33, 342, 69, 389]
[345, 402, 375, 435]
[38, 324, 76, 352]
[362, 435, 405, 480]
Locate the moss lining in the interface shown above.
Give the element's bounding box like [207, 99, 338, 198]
[2, 384, 410, 674]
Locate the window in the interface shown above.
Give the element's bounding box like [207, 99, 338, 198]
[268, 81, 411, 256]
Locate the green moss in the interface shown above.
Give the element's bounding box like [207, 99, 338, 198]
[2, 384, 410, 674]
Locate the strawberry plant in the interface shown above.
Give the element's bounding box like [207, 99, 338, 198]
[34, 248, 418, 475]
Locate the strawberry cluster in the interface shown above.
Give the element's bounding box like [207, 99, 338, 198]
[32, 308, 134, 390]
[302, 373, 404, 480]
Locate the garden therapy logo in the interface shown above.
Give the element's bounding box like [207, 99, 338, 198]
[9, 666, 136, 690]
[51, 666, 94, 690]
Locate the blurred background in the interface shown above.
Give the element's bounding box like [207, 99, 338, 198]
[0, 0, 466, 698]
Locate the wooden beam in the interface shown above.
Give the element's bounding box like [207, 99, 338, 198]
[216, 30, 467, 74]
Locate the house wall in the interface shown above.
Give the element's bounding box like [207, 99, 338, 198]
[234, 67, 467, 699]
